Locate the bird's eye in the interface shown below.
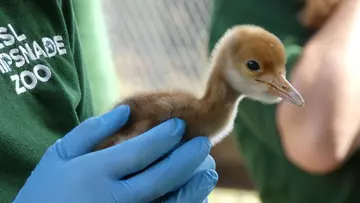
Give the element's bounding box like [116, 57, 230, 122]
[246, 60, 261, 71]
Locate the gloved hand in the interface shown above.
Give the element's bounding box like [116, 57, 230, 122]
[13, 105, 218, 203]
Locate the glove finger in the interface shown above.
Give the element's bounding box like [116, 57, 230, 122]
[87, 118, 185, 178]
[149, 156, 216, 203]
[113, 136, 211, 203]
[55, 105, 130, 160]
[163, 169, 218, 203]
[190, 155, 216, 181]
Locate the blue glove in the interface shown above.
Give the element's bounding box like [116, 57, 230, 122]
[13, 105, 218, 203]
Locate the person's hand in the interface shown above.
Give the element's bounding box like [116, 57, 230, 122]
[277, 0, 360, 174]
[13, 105, 218, 203]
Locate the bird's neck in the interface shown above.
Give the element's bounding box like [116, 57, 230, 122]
[201, 38, 243, 105]
[200, 63, 243, 109]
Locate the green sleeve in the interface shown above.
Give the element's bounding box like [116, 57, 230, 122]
[63, 0, 95, 120]
[73, 0, 120, 115]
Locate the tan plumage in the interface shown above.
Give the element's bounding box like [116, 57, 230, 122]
[95, 25, 305, 150]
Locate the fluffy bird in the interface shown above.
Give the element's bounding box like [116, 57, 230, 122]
[299, 0, 340, 30]
[96, 25, 305, 150]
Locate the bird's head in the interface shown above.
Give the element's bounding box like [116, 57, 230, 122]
[213, 25, 305, 106]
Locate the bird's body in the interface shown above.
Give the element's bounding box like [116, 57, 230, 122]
[96, 25, 305, 150]
[96, 73, 242, 149]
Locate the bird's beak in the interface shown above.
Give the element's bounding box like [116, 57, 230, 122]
[257, 74, 305, 107]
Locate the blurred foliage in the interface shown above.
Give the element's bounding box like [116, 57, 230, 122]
[73, 0, 120, 115]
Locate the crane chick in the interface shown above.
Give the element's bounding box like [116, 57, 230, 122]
[96, 25, 305, 150]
